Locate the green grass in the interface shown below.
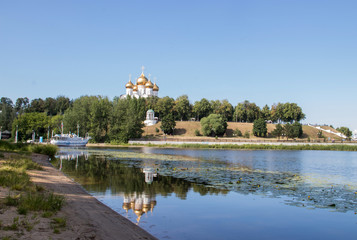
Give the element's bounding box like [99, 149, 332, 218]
[18, 192, 65, 212]
[0, 140, 58, 157]
[29, 144, 58, 158]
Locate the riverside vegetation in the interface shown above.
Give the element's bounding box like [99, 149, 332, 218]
[0, 142, 66, 238]
[0, 95, 353, 144]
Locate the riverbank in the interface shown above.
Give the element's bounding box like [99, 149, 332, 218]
[88, 140, 357, 151]
[0, 152, 157, 240]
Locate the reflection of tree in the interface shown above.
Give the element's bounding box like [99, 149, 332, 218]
[53, 155, 227, 199]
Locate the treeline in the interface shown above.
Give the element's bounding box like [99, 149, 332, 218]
[1, 95, 306, 143]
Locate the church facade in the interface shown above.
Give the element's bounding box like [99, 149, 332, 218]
[121, 68, 159, 99]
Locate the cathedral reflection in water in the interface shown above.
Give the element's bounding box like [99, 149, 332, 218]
[122, 167, 158, 224]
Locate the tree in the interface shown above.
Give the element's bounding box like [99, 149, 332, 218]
[283, 123, 294, 140]
[193, 98, 212, 121]
[155, 96, 175, 120]
[12, 112, 50, 140]
[272, 124, 284, 139]
[160, 113, 176, 135]
[336, 126, 352, 139]
[261, 105, 271, 121]
[56, 96, 71, 115]
[109, 97, 144, 143]
[28, 98, 45, 112]
[89, 96, 112, 142]
[253, 118, 267, 137]
[15, 97, 29, 114]
[233, 103, 246, 122]
[44, 97, 57, 116]
[291, 122, 303, 138]
[200, 114, 227, 137]
[175, 95, 192, 121]
[0, 97, 15, 131]
[233, 100, 260, 123]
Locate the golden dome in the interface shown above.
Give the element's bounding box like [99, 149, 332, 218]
[153, 83, 159, 91]
[137, 73, 148, 85]
[133, 85, 138, 91]
[125, 80, 133, 88]
[145, 80, 154, 88]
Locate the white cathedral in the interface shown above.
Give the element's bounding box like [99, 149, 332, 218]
[121, 67, 159, 99]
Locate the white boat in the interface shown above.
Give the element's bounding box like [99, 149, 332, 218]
[50, 133, 89, 147]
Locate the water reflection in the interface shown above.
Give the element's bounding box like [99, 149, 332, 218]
[53, 148, 357, 240]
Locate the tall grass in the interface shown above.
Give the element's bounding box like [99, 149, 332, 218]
[0, 140, 58, 157]
[30, 144, 58, 158]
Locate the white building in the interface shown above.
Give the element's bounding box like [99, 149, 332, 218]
[143, 109, 158, 126]
[121, 67, 159, 99]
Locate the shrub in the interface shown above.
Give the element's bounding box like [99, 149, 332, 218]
[155, 128, 160, 133]
[194, 129, 201, 136]
[234, 128, 242, 137]
[19, 192, 65, 212]
[243, 131, 250, 139]
[200, 114, 227, 137]
[30, 144, 58, 158]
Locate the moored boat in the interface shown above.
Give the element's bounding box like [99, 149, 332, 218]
[50, 133, 89, 147]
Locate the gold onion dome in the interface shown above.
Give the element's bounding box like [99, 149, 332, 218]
[153, 83, 159, 91]
[125, 80, 133, 88]
[145, 80, 154, 88]
[137, 73, 148, 85]
[133, 85, 138, 91]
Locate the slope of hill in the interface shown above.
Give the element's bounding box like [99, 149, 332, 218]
[143, 121, 343, 141]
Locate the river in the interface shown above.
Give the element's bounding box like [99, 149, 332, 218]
[54, 147, 357, 240]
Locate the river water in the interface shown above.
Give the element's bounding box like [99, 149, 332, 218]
[54, 147, 357, 240]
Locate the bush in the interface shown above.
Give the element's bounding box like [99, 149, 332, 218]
[30, 144, 58, 158]
[160, 114, 176, 135]
[200, 114, 227, 137]
[194, 129, 201, 136]
[234, 129, 242, 137]
[155, 128, 160, 133]
[243, 131, 250, 138]
[19, 192, 65, 212]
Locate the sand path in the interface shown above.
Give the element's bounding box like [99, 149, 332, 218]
[27, 153, 157, 240]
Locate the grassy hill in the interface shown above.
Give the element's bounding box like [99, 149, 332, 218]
[143, 121, 343, 141]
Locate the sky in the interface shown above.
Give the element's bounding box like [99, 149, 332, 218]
[1, 0, 356, 131]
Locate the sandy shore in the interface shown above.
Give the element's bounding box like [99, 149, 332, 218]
[0, 153, 157, 240]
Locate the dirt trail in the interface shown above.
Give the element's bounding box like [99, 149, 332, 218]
[28, 153, 157, 240]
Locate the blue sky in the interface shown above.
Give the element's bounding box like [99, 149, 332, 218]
[1, 0, 356, 130]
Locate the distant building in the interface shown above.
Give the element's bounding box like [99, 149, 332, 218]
[121, 67, 159, 99]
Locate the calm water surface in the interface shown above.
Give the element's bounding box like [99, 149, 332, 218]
[55, 147, 357, 240]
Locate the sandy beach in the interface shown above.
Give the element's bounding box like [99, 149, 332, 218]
[0, 153, 157, 240]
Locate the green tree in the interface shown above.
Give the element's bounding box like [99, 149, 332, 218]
[56, 96, 71, 115]
[44, 97, 57, 116]
[90, 96, 112, 142]
[160, 113, 176, 135]
[253, 118, 267, 137]
[193, 98, 212, 121]
[261, 104, 271, 121]
[175, 95, 192, 121]
[12, 112, 50, 140]
[291, 122, 303, 138]
[336, 126, 352, 139]
[0, 97, 15, 131]
[63, 95, 98, 137]
[200, 114, 227, 137]
[15, 97, 29, 115]
[272, 124, 284, 139]
[283, 123, 294, 140]
[233, 103, 246, 122]
[211, 100, 233, 121]
[155, 96, 175, 120]
[28, 98, 45, 112]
